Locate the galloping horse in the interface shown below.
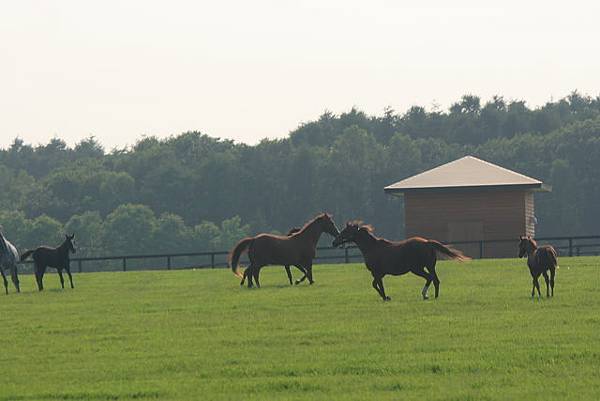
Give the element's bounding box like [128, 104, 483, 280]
[333, 222, 470, 301]
[0, 231, 20, 294]
[21, 234, 76, 291]
[229, 213, 340, 288]
[518, 235, 558, 298]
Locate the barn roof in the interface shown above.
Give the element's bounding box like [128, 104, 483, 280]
[384, 155, 550, 194]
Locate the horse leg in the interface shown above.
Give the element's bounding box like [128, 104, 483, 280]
[532, 274, 542, 299]
[542, 271, 550, 298]
[376, 276, 390, 301]
[252, 266, 261, 288]
[371, 277, 386, 300]
[549, 268, 555, 297]
[10, 263, 20, 293]
[0, 267, 8, 295]
[305, 262, 314, 285]
[284, 265, 293, 285]
[65, 264, 74, 289]
[35, 263, 45, 291]
[58, 269, 65, 289]
[413, 269, 433, 300]
[426, 260, 441, 298]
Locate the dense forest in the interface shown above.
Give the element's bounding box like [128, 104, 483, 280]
[1, 91, 600, 257]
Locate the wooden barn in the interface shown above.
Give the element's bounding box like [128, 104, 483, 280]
[384, 156, 550, 258]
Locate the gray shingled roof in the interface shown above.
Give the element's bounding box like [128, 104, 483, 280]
[384, 156, 549, 193]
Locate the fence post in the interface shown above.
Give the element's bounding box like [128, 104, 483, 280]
[568, 238, 573, 257]
[78, 260, 82, 273]
[576, 246, 580, 256]
[211, 253, 215, 268]
[122, 257, 127, 272]
[344, 247, 349, 264]
[479, 241, 484, 259]
[167, 256, 171, 270]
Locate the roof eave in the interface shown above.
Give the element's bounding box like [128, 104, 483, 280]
[384, 182, 551, 195]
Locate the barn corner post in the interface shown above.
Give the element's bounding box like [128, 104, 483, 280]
[384, 156, 551, 258]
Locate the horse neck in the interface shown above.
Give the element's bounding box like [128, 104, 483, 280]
[57, 240, 70, 257]
[354, 231, 377, 254]
[297, 220, 324, 246]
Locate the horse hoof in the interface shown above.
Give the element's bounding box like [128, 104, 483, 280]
[423, 296, 429, 300]
[294, 281, 300, 285]
[384, 296, 391, 301]
[309, 281, 314, 285]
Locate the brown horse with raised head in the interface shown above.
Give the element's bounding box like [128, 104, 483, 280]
[229, 213, 340, 288]
[333, 222, 470, 301]
[518, 235, 558, 298]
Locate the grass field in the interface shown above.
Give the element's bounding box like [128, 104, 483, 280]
[1, 257, 600, 401]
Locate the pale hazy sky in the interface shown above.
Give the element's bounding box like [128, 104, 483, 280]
[2, 0, 599, 150]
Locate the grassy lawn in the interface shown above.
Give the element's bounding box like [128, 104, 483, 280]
[1, 257, 599, 401]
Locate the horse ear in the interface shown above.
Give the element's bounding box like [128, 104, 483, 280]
[70, 233, 75, 239]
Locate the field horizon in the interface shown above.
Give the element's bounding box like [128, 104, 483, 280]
[1, 257, 599, 400]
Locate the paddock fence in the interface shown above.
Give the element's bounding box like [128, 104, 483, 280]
[18, 235, 600, 274]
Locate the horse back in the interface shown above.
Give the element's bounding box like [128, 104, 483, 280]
[535, 245, 558, 270]
[251, 233, 313, 265]
[33, 246, 67, 268]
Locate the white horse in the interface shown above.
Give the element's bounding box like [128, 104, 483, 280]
[0, 231, 20, 294]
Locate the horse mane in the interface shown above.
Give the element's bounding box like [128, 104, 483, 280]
[297, 213, 331, 234]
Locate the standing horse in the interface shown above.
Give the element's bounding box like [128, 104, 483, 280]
[518, 235, 558, 298]
[333, 222, 470, 301]
[229, 213, 340, 288]
[0, 231, 20, 294]
[21, 234, 76, 291]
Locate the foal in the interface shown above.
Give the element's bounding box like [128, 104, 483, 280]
[21, 234, 76, 291]
[518, 236, 558, 298]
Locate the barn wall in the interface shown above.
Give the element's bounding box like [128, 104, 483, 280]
[404, 190, 530, 258]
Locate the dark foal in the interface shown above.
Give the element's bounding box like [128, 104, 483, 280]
[333, 222, 470, 301]
[518, 236, 558, 298]
[21, 234, 76, 291]
[229, 213, 340, 288]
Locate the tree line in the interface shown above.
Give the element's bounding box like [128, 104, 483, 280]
[1, 91, 600, 257]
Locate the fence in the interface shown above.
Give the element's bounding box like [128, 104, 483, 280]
[19, 235, 600, 274]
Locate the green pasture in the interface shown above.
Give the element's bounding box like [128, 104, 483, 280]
[1, 257, 599, 401]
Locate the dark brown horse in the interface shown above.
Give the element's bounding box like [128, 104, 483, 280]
[21, 234, 76, 291]
[518, 236, 558, 298]
[229, 213, 340, 288]
[333, 222, 470, 301]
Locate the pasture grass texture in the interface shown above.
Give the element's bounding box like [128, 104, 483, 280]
[1, 257, 599, 401]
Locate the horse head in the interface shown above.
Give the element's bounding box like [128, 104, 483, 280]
[333, 221, 373, 247]
[65, 233, 76, 254]
[518, 235, 535, 258]
[318, 213, 340, 238]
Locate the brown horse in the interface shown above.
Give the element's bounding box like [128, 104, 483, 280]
[333, 222, 470, 301]
[229, 213, 340, 288]
[518, 236, 558, 298]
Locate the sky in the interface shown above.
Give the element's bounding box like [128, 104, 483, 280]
[1, 0, 600, 150]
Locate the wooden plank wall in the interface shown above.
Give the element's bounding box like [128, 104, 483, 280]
[404, 190, 530, 258]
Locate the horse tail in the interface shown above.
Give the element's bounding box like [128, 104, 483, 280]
[549, 246, 559, 269]
[428, 240, 471, 261]
[20, 249, 34, 262]
[228, 238, 254, 278]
